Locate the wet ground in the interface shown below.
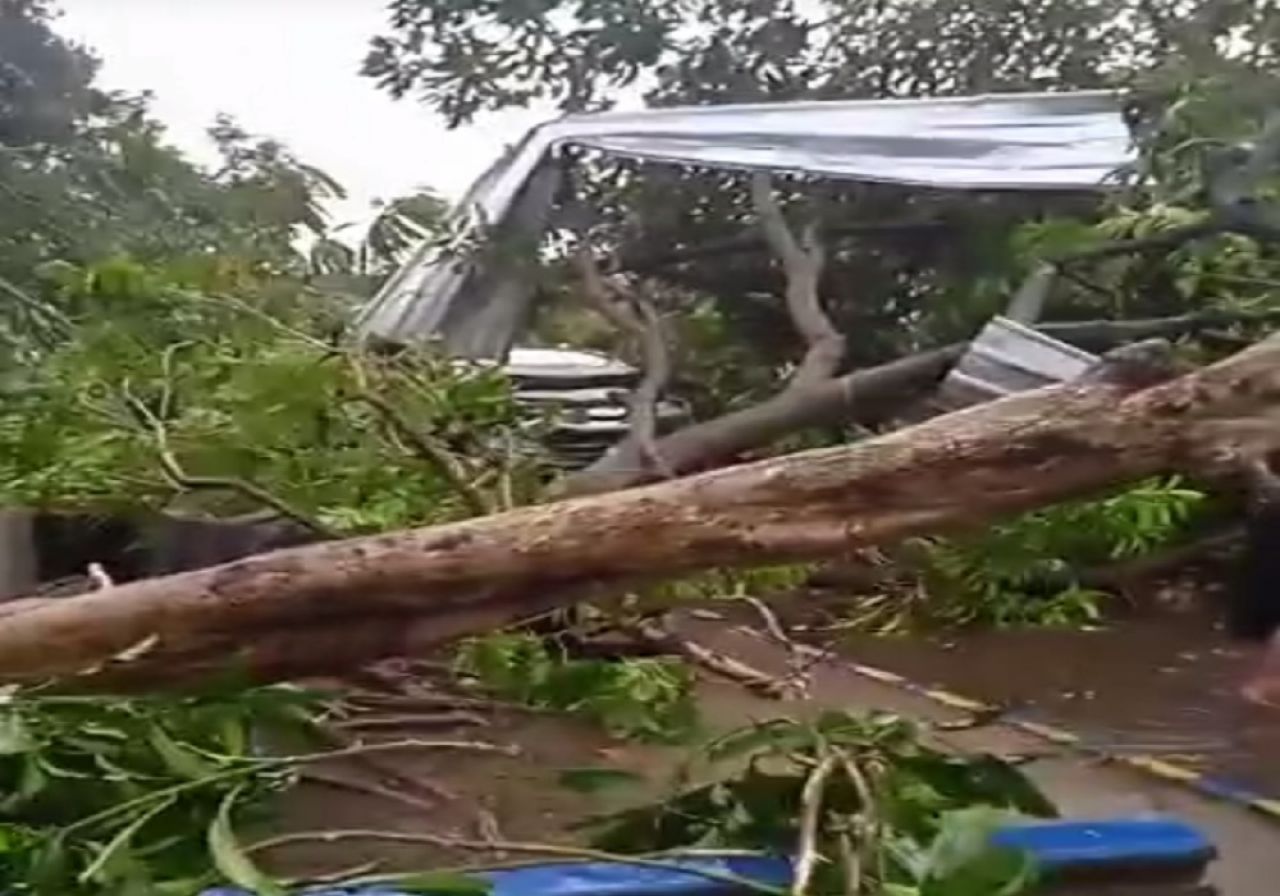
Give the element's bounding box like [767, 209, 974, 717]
[262, 614, 1280, 893]
[802, 592, 1280, 799]
[678, 621, 1280, 895]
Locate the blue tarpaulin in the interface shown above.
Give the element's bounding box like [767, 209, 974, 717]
[202, 817, 1214, 896]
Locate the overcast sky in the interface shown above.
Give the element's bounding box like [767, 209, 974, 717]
[56, 0, 553, 224]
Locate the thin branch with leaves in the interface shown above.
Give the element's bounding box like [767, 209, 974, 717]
[119, 343, 335, 538]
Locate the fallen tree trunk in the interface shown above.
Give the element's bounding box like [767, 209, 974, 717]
[557, 345, 964, 497]
[4, 335, 1280, 690]
[559, 310, 1277, 497]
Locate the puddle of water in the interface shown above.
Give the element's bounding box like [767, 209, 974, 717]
[836, 612, 1280, 797]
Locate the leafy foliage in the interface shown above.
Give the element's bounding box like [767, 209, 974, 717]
[849, 479, 1207, 632]
[575, 711, 1056, 896]
[0, 0, 98, 146]
[365, 0, 1186, 124]
[453, 633, 699, 743]
[0, 1, 447, 305]
[641, 564, 814, 611]
[0, 254, 544, 530]
[370, 0, 1280, 428]
[0, 684, 324, 895]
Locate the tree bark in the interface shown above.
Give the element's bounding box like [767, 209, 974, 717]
[4, 335, 1280, 690]
[750, 173, 844, 390]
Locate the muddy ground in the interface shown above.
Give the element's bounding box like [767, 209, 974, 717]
[766, 577, 1280, 799]
[260, 604, 1280, 894]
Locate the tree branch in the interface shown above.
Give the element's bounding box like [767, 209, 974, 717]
[120, 350, 335, 539]
[1040, 307, 1280, 349]
[563, 115, 1280, 499]
[353, 390, 496, 517]
[560, 306, 1280, 497]
[572, 244, 674, 477]
[1057, 116, 1280, 267]
[1052, 220, 1219, 266]
[751, 173, 845, 390]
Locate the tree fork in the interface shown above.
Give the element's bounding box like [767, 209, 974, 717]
[4, 335, 1280, 690]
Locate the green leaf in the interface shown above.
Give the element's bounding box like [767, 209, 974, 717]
[150, 724, 217, 780]
[963, 757, 1058, 819]
[0, 754, 47, 811]
[208, 787, 285, 896]
[28, 836, 71, 893]
[0, 711, 34, 754]
[557, 767, 646, 794]
[921, 847, 1036, 896]
[704, 719, 806, 762]
[219, 716, 249, 756]
[882, 886, 922, 896]
[917, 807, 1039, 896]
[920, 807, 1015, 879]
[78, 795, 176, 883]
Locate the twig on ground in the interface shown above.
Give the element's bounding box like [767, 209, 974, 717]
[729, 618, 838, 690]
[738, 596, 811, 699]
[633, 619, 789, 698]
[287, 861, 382, 887]
[342, 689, 551, 717]
[264, 738, 519, 767]
[333, 711, 489, 732]
[475, 805, 505, 855]
[300, 768, 442, 814]
[305, 724, 462, 803]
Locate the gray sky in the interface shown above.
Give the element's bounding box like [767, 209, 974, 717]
[56, 0, 553, 224]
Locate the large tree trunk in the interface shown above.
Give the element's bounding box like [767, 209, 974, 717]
[3, 335, 1280, 691]
[558, 311, 1280, 498]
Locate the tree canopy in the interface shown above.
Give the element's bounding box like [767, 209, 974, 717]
[365, 0, 1280, 376]
[0, 1, 449, 301]
[365, 0, 1277, 120]
[0, 2, 504, 536]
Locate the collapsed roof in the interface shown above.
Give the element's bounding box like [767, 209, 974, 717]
[355, 91, 1135, 359]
